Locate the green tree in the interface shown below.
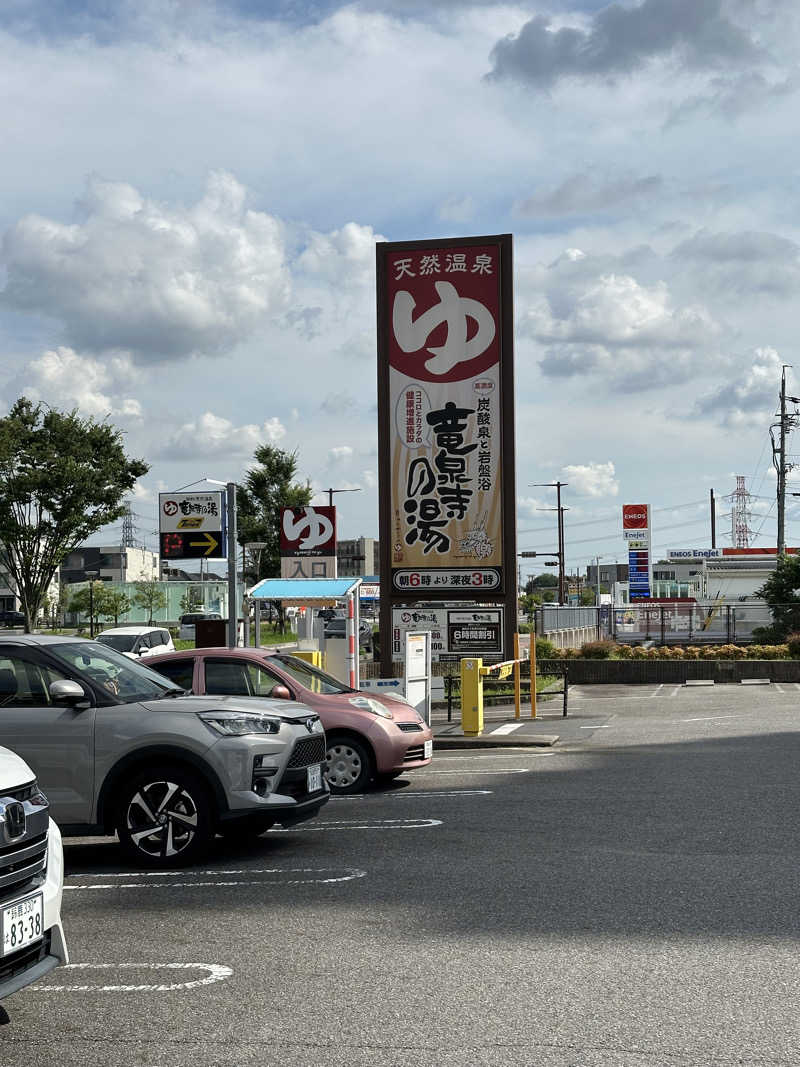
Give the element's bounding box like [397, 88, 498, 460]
[133, 579, 167, 625]
[102, 589, 132, 626]
[237, 444, 313, 583]
[0, 398, 148, 631]
[68, 581, 112, 632]
[180, 586, 203, 615]
[757, 554, 800, 638]
[530, 573, 559, 589]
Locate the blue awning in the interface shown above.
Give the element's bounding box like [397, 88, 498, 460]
[247, 578, 362, 603]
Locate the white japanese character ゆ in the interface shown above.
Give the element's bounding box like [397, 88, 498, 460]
[392, 281, 496, 376]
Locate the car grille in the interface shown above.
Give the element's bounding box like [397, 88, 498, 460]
[403, 744, 428, 762]
[286, 735, 326, 769]
[397, 722, 423, 733]
[3, 781, 38, 802]
[0, 832, 48, 904]
[0, 931, 51, 987]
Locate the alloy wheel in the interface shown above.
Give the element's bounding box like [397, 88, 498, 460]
[125, 779, 199, 860]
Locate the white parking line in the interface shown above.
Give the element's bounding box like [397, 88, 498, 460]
[431, 754, 553, 761]
[331, 789, 493, 798]
[422, 769, 531, 775]
[270, 818, 441, 832]
[679, 715, 741, 723]
[66, 866, 368, 889]
[650, 685, 664, 699]
[489, 723, 526, 735]
[33, 962, 232, 993]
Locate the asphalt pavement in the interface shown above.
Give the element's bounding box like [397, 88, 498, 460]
[6, 682, 800, 1066]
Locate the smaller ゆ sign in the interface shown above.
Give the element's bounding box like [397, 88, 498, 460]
[279, 505, 337, 580]
[159, 492, 225, 560]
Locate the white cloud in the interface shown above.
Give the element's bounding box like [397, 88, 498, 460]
[163, 411, 286, 458]
[328, 445, 354, 463]
[1, 171, 291, 363]
[298, 222, 384, 290]
[522, 265, 721, 389]
[562, 461, 619, 498]
[438, 194, 475, 223]
[694, 346, 784, 427]
[20, 346, 142, 419]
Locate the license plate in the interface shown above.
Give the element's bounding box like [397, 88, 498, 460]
[424, 740, 433, 759]
[2, 892, 43, 957]
[307, 763, 322, 792]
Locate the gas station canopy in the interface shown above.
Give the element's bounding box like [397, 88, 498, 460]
[246, 577, 362, 607]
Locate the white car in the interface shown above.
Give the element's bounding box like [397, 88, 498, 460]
[95, 626, 175, 659]
[0, 745, 68, 1003]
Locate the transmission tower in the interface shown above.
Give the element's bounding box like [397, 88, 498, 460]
[726, 476, 754, 549]
[121, 501, 135, 548]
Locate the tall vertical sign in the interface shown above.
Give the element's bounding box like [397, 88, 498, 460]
[622, 503, 651, 599]
[377, 235, 516, 672]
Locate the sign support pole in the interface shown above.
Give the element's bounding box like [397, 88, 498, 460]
[226, 481, 238, 648]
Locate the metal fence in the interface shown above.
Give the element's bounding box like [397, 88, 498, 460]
[536, 605, 601, 634]
[611, 603, 775, 644]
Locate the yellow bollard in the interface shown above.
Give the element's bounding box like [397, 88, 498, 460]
[460, 657, 484, 737]
[514, 633, 521, 719]
[293, 650, 322, 669]
[530, 631, 537, 719]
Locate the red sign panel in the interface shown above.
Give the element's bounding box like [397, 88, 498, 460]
[280, 506, 336, 556]
[622, 504, 649, 530]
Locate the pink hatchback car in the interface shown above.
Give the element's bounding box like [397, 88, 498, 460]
[147, 648, 434, 794]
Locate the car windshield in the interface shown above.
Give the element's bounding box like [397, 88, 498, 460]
[47, 642, 181, 703]
[273, 654, 355, 695]
[96, 634, 137, 652]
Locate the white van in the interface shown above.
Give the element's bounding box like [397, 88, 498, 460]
[0, 745, 68, 1004]
[178, 611, 222, 642]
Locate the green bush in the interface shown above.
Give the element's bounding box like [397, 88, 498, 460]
[535, 637, 558, 660]
[785, 633, 800, 658]
[579, 639, 618, 659]
[752, 624, 785, 644]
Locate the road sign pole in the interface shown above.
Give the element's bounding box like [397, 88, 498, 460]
[226, 482, 238, 648]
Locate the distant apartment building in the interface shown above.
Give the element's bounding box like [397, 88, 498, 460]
[337, 537, 380, 577]
[60, 545, 160, 585]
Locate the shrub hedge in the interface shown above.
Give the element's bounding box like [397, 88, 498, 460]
[563, 641, 792, 660]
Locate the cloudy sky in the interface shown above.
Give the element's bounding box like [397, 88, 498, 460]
[2, 0, 800, 574]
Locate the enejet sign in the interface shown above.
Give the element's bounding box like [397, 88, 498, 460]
[376, 234, 516, 668]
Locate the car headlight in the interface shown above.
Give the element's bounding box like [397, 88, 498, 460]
[348, 696, 394, 719]
[199, 712, 281, 736]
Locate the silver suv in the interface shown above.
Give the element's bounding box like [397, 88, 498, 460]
[0, 635, 329, 867]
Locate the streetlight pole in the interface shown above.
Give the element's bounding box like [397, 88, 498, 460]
[85, 570, 100, 637]
[531, 482, 569, 603]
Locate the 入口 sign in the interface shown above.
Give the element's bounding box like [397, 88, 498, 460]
[280, 505, 337, 580]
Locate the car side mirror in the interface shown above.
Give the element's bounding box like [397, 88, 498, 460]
[50, 679, 90, 708]
[271, 685, 292, 700]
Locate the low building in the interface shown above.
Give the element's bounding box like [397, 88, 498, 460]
[61, 545, 160, 585]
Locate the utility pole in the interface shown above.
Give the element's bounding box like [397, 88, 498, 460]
[772, 366, 800, 556]
[710, 488, 716, 549]
[532, 482, 568, 604]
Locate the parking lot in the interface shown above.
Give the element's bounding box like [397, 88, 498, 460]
[6, 683, 800, 1066]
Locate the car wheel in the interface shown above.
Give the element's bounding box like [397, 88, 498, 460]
[325, 734, 374, 795]
[116, 765, 214, 868]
